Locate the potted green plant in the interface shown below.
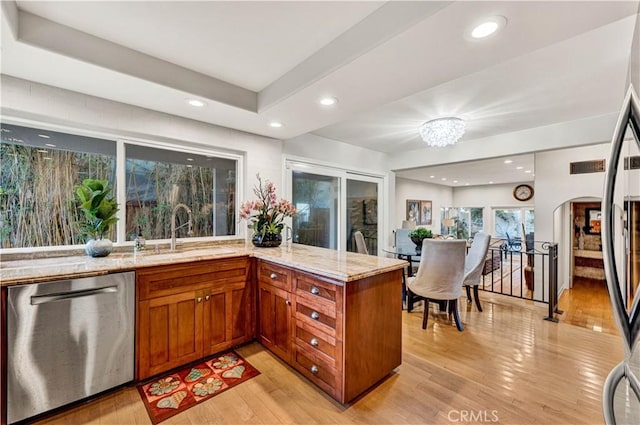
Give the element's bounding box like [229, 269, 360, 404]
[75, 178, 119, 257]
[408, 227, 433, 252]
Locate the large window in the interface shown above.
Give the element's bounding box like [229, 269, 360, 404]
[494, 208, 534, 239]
[440, 207, 483, 239]
[1, 122, 239, 249]
[1, 123, 116, 248]
[126, 145, 236, 241]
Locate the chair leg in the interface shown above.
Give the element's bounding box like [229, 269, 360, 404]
[437, 300, 447, 312]
[473, 286, 483, 312]
[422, 299, 430, 329]
[451, 299, 464, 331]
[465, 285, 472, 303]
[407, 289, 415, 313]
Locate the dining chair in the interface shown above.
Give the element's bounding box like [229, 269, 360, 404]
[353, 230, 369, 255]
[463, 232, 491, 312]
[406, 239, 467, 331]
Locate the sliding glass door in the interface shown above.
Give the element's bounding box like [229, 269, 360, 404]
[346, 178, 379, 255]
[287, 161, 382, 253]
[291, 170, 340, 249]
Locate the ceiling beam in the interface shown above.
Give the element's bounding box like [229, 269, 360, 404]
[13, 9, 257, 113]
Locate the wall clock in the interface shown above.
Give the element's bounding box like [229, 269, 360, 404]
[513, 184, 534, 201]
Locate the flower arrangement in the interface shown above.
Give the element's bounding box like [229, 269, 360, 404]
[239, 174, 296, 239]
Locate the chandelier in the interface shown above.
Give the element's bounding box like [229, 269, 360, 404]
[419, 117, 466, 147]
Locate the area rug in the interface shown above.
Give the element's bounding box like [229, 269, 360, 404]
[137, 351, 260, 424]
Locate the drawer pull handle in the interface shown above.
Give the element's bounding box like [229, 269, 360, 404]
[310, 338, 319, 347]
[310, 311, 320, 320]
[197, 297, 202, 303]
[269, 273, 277, 279]
[310, 365, 319, 374]
[285, 300, 291, 306]
[205, 295, 210, 301]
[310, 286, 320, 295]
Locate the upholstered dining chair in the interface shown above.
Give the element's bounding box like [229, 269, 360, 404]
[406, 239, 467, 331]
[463, 232, 491, 312]
[353, 231, 369, 255]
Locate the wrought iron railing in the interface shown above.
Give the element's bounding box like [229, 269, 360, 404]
[479, 239, 561, 321]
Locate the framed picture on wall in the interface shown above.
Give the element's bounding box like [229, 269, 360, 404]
[585, 208, 602, 234]
[420, 200, 432, 225]
[406, 200, 420, 224]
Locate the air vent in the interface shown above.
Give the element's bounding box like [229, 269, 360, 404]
[624, 156, 640, 170]
[570, 159, 605, 174]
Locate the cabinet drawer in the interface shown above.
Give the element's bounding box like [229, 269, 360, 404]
[295, 297, 337, 335]
[258, 261, 291, 292]
[292, 346, 339, 399]
[138, 258, 248, 300]
[294, 272, 338, 305]
[295, 323, 337, 364]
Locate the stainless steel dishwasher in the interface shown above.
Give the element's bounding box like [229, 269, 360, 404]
[7, 272, 135, 424]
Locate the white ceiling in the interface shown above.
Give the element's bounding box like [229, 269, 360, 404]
[1, 1, 638, 186]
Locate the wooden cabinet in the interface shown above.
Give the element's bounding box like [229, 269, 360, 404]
[257, 261, 293, 362]
[257, 259, 402, 404]
[136, 257, 252, 380]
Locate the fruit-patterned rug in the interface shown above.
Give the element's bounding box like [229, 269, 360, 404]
[137, 351, 260, 424]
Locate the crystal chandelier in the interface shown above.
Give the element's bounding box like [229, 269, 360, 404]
[419, 117, 466, 147]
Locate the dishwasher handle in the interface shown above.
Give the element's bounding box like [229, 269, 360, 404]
[31, 285, 118, 305]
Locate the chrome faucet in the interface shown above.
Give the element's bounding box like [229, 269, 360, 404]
[170, 203, 193, 251]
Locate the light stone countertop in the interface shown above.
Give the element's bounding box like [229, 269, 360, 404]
[0, 243, 406, 286]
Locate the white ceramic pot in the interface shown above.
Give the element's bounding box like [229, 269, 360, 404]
[85, 238, 113, 257]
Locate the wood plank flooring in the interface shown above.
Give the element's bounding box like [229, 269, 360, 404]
[558, 277, 618, 335]
[33, 292, 623, 425]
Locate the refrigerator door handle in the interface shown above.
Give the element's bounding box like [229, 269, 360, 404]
[30, 286, 118, 305]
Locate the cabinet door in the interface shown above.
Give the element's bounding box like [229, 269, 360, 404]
[203, 281, 252, 356]
[138, 290, 204, 380]
[258, 282, 292, 362]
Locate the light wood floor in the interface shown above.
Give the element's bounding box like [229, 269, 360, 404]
[34, 292, 623, 425]
[558, 277, 618, 335]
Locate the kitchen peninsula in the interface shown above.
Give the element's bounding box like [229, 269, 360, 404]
[1, 243, 405, 424]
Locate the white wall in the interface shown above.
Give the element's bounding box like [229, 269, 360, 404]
[283, 133, 389, 173]
[394, 177, 452, 234]
[535, 144, 610, 246]
[1, 75, 284, 198]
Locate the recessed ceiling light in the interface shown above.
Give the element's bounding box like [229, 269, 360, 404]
[503, 159, 512, 164]
[38, 134, 50, 139]
[187, 99, 206, 107]
[45, 143, 56, 148]
[488, 181, 494, 184]
[465, 183, 470, 186]
[441, 177, 447, 181]
[430, 175, 435, 178]
[470, 16, 507, 39]
[319, 97, 338, 106]
[187, 164, 193, 168]
[525, 170, 532, 174]
[186, 158, 194, 162]
[516, 166, 524, 170]
[269, 121, 283, 128]
[453, 180, 458, 183]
